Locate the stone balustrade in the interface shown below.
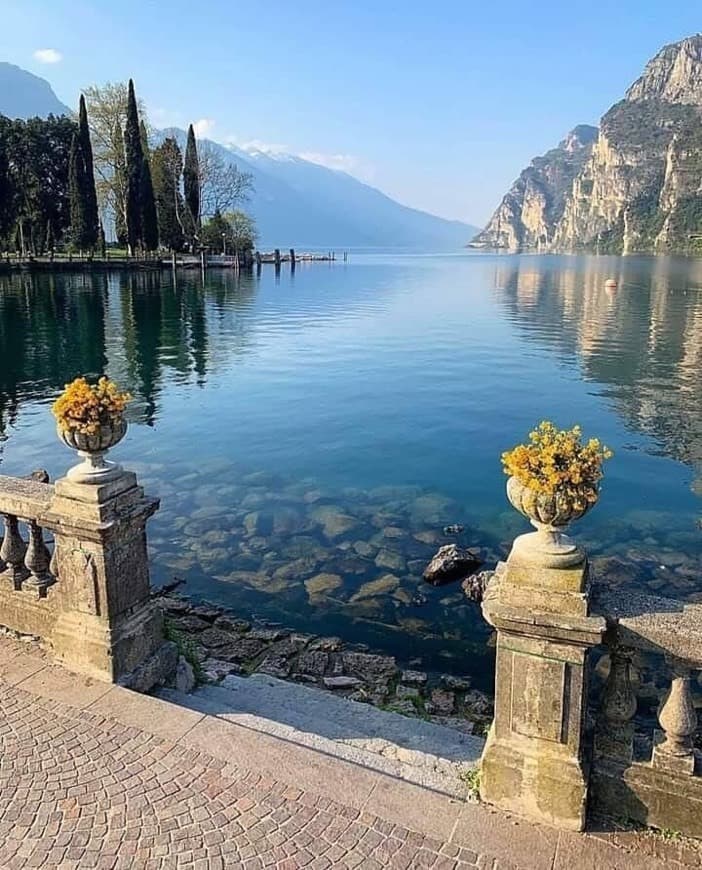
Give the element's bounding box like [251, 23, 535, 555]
[478, 535, 702, 838]
[590, 586, 702, 836]
[0, 468, 176, 689]
[0, 476, 55, 595]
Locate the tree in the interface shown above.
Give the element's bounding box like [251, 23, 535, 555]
[113, 124, 128, 245]
[68, 95, 100, 251]
[183, 124, 200, 231]
[151, 137, 185, 251]
[123, 79, 144, 254]
[0, 114, 76, 252]
[200, 209, 257, 256]
[226, 209, 258, 255]
[139, 121, 158, 251]
[0, 123, 12, 243]
[200, 209, 229, 252]
[198, 141, 253, 219]
[82, 81, 147, 241]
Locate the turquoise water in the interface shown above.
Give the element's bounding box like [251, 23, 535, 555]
[0, 253, 700, 681]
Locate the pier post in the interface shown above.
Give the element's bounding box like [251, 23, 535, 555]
[290, 248, 296, 270]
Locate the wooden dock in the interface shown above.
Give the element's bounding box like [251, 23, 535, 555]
[0, 248, 346, 276]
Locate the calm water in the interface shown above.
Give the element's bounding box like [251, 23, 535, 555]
[0, 253, 700, 683]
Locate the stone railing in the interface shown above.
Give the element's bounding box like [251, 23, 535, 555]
[591, 586, 702, 836]
[0, 468, 176, 690]
[0, 475, 55, 597]
[478, 529, 702, 838]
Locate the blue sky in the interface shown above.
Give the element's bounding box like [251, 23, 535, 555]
[1, 1, 700, 225]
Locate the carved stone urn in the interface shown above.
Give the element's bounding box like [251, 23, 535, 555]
[506, 476, 594, 566]
[58, 417, 127, 484]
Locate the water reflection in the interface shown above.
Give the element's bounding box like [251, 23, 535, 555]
[493, 255, 702, 486]
[0, 269, 262, 437]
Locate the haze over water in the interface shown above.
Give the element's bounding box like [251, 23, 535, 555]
[0, 253, 700, 680]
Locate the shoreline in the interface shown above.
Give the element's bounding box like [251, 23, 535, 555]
[154, 586, 495, 738]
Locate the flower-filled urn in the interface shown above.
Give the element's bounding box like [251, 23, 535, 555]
[52, 376, 131, 484]
[501, 421, 612, 567]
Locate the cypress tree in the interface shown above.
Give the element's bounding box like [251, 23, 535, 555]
[68, 96, 100, 251]
[123, 79, 143, 255]
[139, 121, 158, 251]
[78, 94, 99, 248]
[183, 123, 200, 229]
[68, 133, 82, 249]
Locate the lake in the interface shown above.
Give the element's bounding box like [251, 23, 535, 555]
[0, 253, 700, 686]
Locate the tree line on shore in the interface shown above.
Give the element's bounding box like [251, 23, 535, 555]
[0, 79, 257, 258]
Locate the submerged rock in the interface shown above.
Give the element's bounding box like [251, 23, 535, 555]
[423, 544, 482, 586]
[374, 549, 406, 572]
[310, 505, 359, 540]
[350, 574, 399, 602]
[304, 573, 343, 597]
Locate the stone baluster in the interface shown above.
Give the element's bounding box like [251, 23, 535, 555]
[653, 658, 698, 775]
[596, 642, 637, 762]
[0, 514, 28, 589]
[24, 520, 53, 596]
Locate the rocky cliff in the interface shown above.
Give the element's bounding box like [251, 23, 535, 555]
[474, 34, 702, 254]
[470, 126, 597, 249]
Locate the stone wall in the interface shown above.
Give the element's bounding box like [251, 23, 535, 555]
[0, 471, 175, 690]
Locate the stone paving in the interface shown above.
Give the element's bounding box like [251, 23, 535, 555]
[0, 682, 487, 870]
[1, 637, 701, 870]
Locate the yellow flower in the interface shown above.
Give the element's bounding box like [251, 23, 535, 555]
[502, 421, 612, 500]
[52, 376, 131, 436]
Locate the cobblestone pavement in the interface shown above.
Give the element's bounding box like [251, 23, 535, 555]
[2, 642, 699, 870]
[0, 682, 498, 870]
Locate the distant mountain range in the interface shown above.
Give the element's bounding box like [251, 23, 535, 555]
[0, 62, 477, 249]
[0, 62, 71, 118]
[472, 34, 702, 254]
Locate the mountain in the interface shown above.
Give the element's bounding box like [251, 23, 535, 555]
[0, 61, 476, 250]
[470, 125, 597, 250]
[473, 34, 702, 254]
[163, 132, 476, 249]
[0, 62, 70, 119]
[231, 146, 478, 249]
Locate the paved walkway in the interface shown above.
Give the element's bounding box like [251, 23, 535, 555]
[1, 638, 700, 870]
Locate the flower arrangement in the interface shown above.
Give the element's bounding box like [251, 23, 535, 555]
[52, 376, 131, 437]
[502, 421, 612, 511]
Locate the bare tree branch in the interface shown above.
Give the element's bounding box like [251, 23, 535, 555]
[197, 142, 253, 220]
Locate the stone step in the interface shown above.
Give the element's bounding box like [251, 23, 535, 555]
[158, 673, 483, 797]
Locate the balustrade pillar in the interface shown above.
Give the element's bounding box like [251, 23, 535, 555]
[479, 549, 606, 830]
[596, 642, 637, 762]
[24, 521, 53, 596]
[653, 658, 698, 775]
[1, 514, 28, 589]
